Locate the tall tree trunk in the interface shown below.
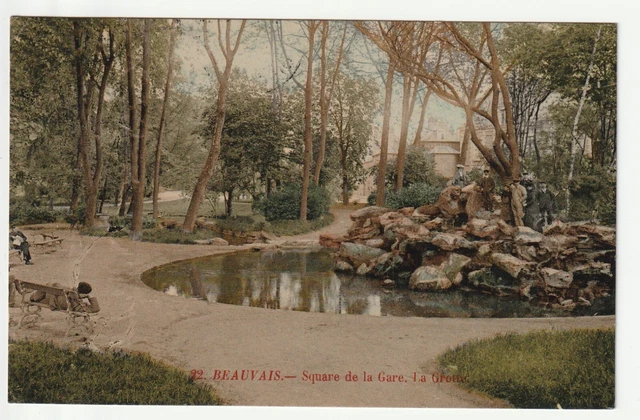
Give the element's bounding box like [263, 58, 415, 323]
[376, 62, 395, 206]
[130, 20, 151, 241]
[313, 21, 347, 185]
[412, 87, 431, 146]
[566, 25, 601, 215]
[300, 21, 319, 221]
[152, 19, 178, 219]
[395, 74, 414, 191]
[125, 19, 139, 223]
[183, 19, 246, 232]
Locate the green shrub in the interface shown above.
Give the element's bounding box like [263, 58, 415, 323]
[257, 184, 330, 221]
[385, 183, 442, 209]
[437, 329, 614, 409]
[8, 340, 221, 405]
[10, 201, 61, 225]
[214, 215, 269, 232]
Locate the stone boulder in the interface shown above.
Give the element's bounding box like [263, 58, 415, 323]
[431, 232, 476, 251]
[541, 268, 573, 289]
[210, 237, 229, 246]
[514, 226, 544, 245]
[363, 238, 386, 249]
[539, 234, 579, 255]
[415, 204, 441, 217]
[543, 220, 568, 235]
[423, 217, 444, 231]
[466, 218, 500, 239]
[436, 186, 465, 218]
[409, 266, 453, 291]
[443, 253, 472, 285]
[399, 207, 415, 216]
[569, 262, 613, 280]
[369, 252, 404, 277]
[338, 242, 386, 268]
[350, 206, 390, 222]
[573, 224, 616, 248]
[379, 212, 414, 232]
[465, 189, 485, 219]
[319, 233, 347, 249]
[334, 260, 354, 272]
[491, 253, 531, 278]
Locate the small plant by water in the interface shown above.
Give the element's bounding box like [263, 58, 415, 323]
[8, 340, 222, 405]
[437, 328, 614, 409]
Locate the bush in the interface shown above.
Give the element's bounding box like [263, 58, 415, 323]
[10, 201, 61, 226]
[437, 329, 614, 409]
[106, 215, 157, 230]
[257, 184, 330, 221]
[8, 340, 221, 404]
[214, 215, 270, 233]
[384, 183, 442, 209]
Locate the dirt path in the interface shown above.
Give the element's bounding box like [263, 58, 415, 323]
[7, 215, 615, 408]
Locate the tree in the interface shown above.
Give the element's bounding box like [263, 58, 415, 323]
[299, 20, 321, 221]
[72, 19, 116, 228]
[182, 19, 247, 232]
[358, 22, 521, 182]
[330, 74, 379, 204]
[152, 19, 179, 219]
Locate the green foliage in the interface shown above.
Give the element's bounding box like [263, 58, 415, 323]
[268, 213, 335, 236]
[437, 329, 614, 409]
[214, 215, 270, 233]
[385, 183, 443, 209]
[568, 166, 616, 225]
[257, 184, 331, 221]
[9, 201, 62, 226]
[106, 215, 157, 230]
[8, 340, 221, 404]
[373, 146, 447, 189]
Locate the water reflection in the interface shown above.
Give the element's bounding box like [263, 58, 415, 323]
[141, 249, 608, 318]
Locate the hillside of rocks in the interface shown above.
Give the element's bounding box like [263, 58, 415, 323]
[321, 187, 615, 311]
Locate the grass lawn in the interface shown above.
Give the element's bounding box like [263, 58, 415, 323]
[437, 328, 615, 409]
[8, 340, 222, 405]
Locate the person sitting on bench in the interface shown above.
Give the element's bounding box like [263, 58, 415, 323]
[10, 227, 32, 265]
[29, 281, 100, 313]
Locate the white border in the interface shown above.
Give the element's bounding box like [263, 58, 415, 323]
[1, 1, 638, 420]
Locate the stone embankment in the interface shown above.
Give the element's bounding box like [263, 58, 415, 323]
[321, 187, 615, 310]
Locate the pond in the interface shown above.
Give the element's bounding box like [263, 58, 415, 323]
[141, 249, 613, 318]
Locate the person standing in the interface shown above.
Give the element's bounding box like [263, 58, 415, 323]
[452, 164, 467, 187]
[509, 179, 527, 227]
[478, 168, 496, 211]
[538, 182, 557, 225]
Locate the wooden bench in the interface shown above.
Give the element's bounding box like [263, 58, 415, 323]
[11, 278, 101, 336]
[32, 237, 64, 249]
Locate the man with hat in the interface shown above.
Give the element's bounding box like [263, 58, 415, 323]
[478, 167, 496, 211]
[452, 164, 467, 187]
[538, 182, 557, 226]
[509, 178, 527, 227]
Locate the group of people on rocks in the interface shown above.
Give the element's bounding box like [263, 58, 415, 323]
[452, 164, 557, 231]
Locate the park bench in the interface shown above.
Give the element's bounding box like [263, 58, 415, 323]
[11, 278, 101, 336]
[32, 237, 65, 249]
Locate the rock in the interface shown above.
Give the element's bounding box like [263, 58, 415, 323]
[468, 268, 491, 283]
[560, 298, 574, 306]
[356, 263, 370, 276]
[465, 190, 485, 219]
[370, 252, 404, 277]
[194, 239, 212, 245]
[319, 233, 346, 249]
[541, 268, 573, 289]
[436, 186, 465, 218]
[569, 262, 613, 280]
[491, 253, 531, 278]
[379, 212, 415, 232]
[350, 206, 390, 222]
[431, 233, 476, 251]
[423, 217, 444, 230]
[514, 226, 544, 244]
[515, 245, 538, 262]
[364, 238, 386, 249]
[466, 218, 500, 239]
[348, 224, 381, 240]
[382, 279, 396, 288]
[442, 253, 472, 285]
[399, 207, 415, 216]
[334, 260, 354, 272]
[210, 237, 229, 246]
[474, 210, 494, 220]
[409, 266, 453, 291]
[573, 224, 616, 248]
[478, 244, 492, 256]
[415, 204, 441, 217]
[543, 220, 568, 235]
[390, 223, 431, 241]
[496, 219, 516, 236]
[539, 235, 579, 254]
[338, 242, 386, 268]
